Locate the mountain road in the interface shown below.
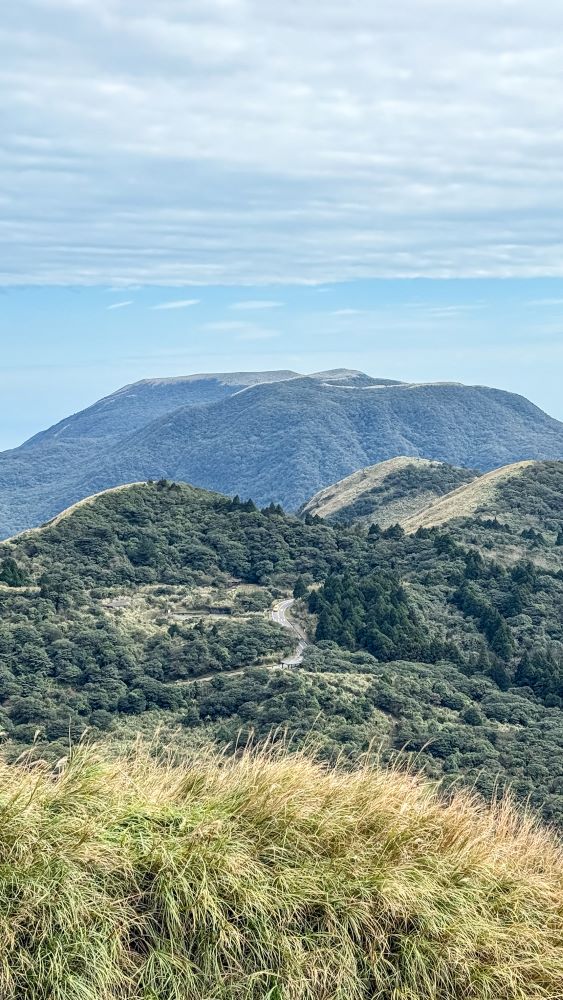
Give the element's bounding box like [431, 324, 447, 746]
[270, 598, 309, 665]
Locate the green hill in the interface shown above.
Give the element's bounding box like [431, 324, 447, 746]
[0, 743, 561, 1000]
[402, 459, 547, 532]
[300, 456, 479, 526]
[1, 470, 563, 822]
[2, 369, 563, 536]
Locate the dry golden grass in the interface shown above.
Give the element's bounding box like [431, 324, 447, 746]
[301, 456, 437, 520]
[0, 743, 561, 999]
[402, 460, 536, 532]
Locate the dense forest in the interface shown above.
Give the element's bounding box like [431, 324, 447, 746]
[0, 466, 562, 822]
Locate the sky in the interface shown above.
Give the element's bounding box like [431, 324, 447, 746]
[1, 0, 563, 448]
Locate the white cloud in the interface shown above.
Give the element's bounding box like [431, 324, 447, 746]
[106, 300, 133, 310]
[203, 320, 249, 332]
[236, 328, 280, 341]
[4, 2, 563, 284]
[425, 304, 485, 317]
[229, 300, 283, 310]
[152, 298, 200, 310]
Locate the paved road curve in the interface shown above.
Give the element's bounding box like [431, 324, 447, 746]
[270, 598, 309, 665]
[175, 596, 310, 686]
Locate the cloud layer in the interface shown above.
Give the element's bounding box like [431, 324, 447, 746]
[3, 0, 563, 284]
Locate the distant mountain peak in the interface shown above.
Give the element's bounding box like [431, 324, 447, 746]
[121, 370, 302, 391]
[309, 368, 364, 380]
[2, 371, 563, 538]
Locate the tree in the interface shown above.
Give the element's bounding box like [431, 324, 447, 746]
[490, 621, 515, 661]
[0, 558, 27, 587]
[462, 706, 483, 727]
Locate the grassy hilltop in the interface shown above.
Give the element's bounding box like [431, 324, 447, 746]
[301, 456, 479, 526]
[0, 743, 562, 1000]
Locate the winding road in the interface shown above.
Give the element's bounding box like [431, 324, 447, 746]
[174, 596, 309, 686]
[270, 598, 309, 665]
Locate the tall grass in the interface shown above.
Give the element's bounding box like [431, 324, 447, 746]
[0, 743, 561, 999]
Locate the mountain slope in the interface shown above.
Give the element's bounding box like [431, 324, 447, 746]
[1, 470, 563, 822]
[80, 378, 563, 512]
[2, 370, 563, 536]
[402, 461, 536, 532]
[20, 370, 303, 451]
[300, 456, 479, 526]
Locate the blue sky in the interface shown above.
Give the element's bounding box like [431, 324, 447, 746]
[1, 1, 563, 447]
[2, 279, 562, 449]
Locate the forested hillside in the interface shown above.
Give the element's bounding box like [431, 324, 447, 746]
[0, 466, 562, 821]
[1, 369, 563, 536]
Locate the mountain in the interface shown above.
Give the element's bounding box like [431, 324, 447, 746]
[1, 469, 563, 823]
[2, 369, 563, 538]
[300, 456, 479, 527]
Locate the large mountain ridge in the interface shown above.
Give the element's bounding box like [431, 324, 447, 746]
[1, 367, 563, 537]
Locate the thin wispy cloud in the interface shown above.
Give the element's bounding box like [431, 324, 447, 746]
[230, 300, 284, 311]
[203, 320, 279, 340]
[152, 299, 200, 310]
[106, 301, 133, 311]
[426, 305, 485, 318]
[4, 2, 563, 285]
[527, 299, 563, 307]
[203, 321, 249, 333]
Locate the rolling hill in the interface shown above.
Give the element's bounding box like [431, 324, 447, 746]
[1, 468, 563, 823]
[302, 457, 563, 545]
[401, 459, 540, 531]
[300, 456, 479, 526]
[1, 369, 563, 537]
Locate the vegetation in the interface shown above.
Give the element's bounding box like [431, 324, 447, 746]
[304, 458, 477, 527]
[310, 570, 457, 661]
[0, 743, 561, 1000]
[0, 467, 563, 822]
[2, 369, 563, 536]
